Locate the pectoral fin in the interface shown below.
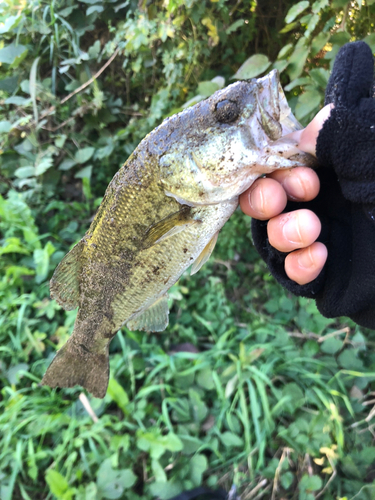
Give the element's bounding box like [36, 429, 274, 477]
[191, 231, 219, 275]
[126, 294, 169, 332]
[50, 240, 83, 310]
[143, 206, 199, 248]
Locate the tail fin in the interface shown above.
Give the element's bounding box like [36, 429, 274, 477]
[41, 338, 109, 398]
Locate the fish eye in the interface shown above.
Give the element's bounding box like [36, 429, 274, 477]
[215, 99, 240, 123]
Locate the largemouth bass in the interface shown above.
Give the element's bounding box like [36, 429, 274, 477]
[42, 70, 314, 398]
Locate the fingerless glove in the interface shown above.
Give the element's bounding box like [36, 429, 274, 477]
[251, 41, 375, 329]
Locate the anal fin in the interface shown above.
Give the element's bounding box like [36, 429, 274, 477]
[191, 231, 219, 276]
[50, 240, 83, 310]
[127, 294, 169, 332]
[143, 206, 199, 249]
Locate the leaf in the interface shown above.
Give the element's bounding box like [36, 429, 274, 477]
[277, 43, 294, 59]
[75, 165, 93, 179]
[321, 337, 343, 354]
[107, 378, 130, 415]
[284, 77, 311, 92]
[309, 68, 330, 89]
[311, 32, 330, 56]
[5, 96, 31, 106]
[287, 45, 309, 80]
[190, 454, 208, 486]
[312, 0, 329, 13]
[97, 459, 136, 499]
[58, 159, 76, 171]
[232, 54, 271, 80]
[86, 4, 104, 15]
[35, 156, 53, 176]
[285, 1, 310, 23]
[0, 43, 28, 66]
[45, 470, 73, 500]
[219, 431, 244, 448]
[14, 166, 35, 178]
[225, 19, 245, 34]
[197, 81, 219, 97]
[295, 89, 322, 120]
[74, 147, 95, 164]
[364, 33, 375, 52]
[300, 474, 322, 491]
[0, 15, 22, 34]
[279, 21, 299, 34]
[6, 363, 29, 384]
[0, 121, 12, 133]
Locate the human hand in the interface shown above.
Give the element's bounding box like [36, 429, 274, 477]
[240, 104, 333, 285]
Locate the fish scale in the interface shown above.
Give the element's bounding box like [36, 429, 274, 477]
[42, 70, 316, 397]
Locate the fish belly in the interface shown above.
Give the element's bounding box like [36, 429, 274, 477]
[110, 198, 238, 328]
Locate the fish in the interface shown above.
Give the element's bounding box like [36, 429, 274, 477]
[41, 69, 315, 398]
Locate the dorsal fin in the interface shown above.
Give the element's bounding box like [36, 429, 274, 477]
[50, 241, 83, 310]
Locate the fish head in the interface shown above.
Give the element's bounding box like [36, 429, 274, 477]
[155, 69, 316, 206]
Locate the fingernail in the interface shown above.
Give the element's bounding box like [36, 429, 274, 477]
[297, 248, 314, 269]
[283, 175, 305, 200]
[248, 186, 264, 215]
[282, 216, 302, 244]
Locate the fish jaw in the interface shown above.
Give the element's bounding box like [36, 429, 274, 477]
[157, 69, 316, 207]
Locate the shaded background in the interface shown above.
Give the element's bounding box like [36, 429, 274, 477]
[1, 0, 375, 498]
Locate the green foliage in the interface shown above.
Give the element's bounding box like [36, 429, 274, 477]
[1, 0, 375, 498]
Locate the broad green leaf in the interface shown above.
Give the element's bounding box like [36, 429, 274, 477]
[364, 33, 375, 52]
[6, 363, 29, 384]
[226, 19, 245, 34]
[15, 166, 35, 178]
[285, 1, 309, 23]
[75, 165, 93, 179]
[287, 45, 309, 80]
[219, 431, 244, 448]
[277, 43, 294, 59]
[309, 68, 330, 88]
[74, 147, 95, 164]
[45, 470, 73, 500]
[151, 459, 167, 483]
[5, 96, 31, 106]
[279, 21, 299, 33]
[321, 336, 343, 354]
[107, 378, 130, 414]
[312, 0, 329, 12]
[0, 43, 28, 65]
[0, 120, 12, 133]
[330, 31, 351, 46]
[311, 31, 330, 55]
[35, 156, 53, 176]
[0, 15, 22, 34]
[58, 159, 76, 171]
[86, 4, 104, 15]
[197, 81, 219, 97]
[300, 474, 322, 491]
[232, 54, 271, 80]
[190, 454, 208, 486]
[305, 13, 319, 37]
[295, 89, 322, 120]
[284, 77, 311, 92]
[97, 459, 136, 499]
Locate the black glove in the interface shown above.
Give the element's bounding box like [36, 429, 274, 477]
[251, 41, 375, 329]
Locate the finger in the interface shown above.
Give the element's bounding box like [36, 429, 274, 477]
[268, 166, 320, 202]
[285, 104, 333, 157]
[267, 209, 321, 253]
[285, 242, 327, 285]
[239, 177, 287, 220]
